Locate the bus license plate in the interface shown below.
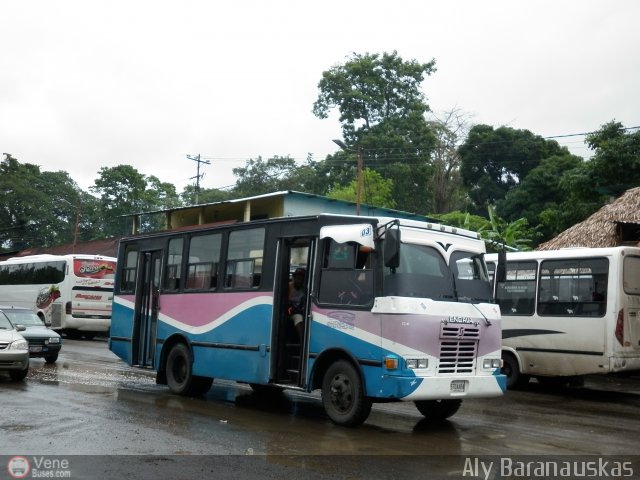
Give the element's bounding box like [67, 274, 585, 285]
[30, 346, 43, 353]
[450, 380, 466, 393]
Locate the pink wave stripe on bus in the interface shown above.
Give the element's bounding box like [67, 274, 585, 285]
[154, 292, 272, 328]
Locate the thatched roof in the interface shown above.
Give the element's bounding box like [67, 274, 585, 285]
[537, 187, 640, 250]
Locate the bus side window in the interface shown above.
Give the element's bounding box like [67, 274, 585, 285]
[121, 248, 139, 293]
[164, 238, 184, 291]
[225, 228, 265, 290]
[318, 240, 373, 306]
[186, 233, 221, 290]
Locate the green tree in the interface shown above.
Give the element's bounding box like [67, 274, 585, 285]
[584, 121, 640, 197]
[181, 186, 232, 205]
[313, 51, 439, 213]
[497, 153, 584, 242]
[431, 210, 490, 234]
[427, 108, 470, 213]
[482, 205, 536, 252]
[459, 125, 569, 212]
[327, 168, 396, 209]
[0, 154, 85, 250]
[313, 51, 436, 144]
[91, 165, 182, 236]
[231, 155, 303, 198]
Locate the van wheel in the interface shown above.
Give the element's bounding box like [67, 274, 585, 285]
[321, 360, 372, 427]
[414, 399, 462, 421]
[502, 352, 529, 389]
[166, 343, 212, 396]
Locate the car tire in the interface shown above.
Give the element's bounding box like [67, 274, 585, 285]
[9, 366, 29, 381]
[45, 353, 59, 364]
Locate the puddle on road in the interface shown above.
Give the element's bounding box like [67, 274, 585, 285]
[27, 361, 157, 394]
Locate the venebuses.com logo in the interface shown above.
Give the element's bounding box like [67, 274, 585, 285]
[7, 457, 30, 479]
[7, 456, 71, 479]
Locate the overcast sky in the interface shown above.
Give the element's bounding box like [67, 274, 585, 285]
[2, 0, 638, 194]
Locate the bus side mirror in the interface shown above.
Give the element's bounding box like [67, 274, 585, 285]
[384, 229, 401, 269]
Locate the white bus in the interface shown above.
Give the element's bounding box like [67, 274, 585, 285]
[0, 254, 117, 337]
[486, 247, 640, 388]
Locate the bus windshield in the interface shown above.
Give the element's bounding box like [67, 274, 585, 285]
[450, 251, 493, 303]
[383, 243, 491, 303]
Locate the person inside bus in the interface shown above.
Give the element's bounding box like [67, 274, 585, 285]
[288, 267, 306, 340]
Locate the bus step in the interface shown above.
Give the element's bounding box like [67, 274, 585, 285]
[285, 369, 299, 381]
[285, 343, 300, 349]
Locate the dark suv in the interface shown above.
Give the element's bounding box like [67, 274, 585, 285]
[0, 306, 62, 364]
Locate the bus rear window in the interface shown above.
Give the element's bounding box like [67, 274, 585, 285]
[623, 256, 640, 295]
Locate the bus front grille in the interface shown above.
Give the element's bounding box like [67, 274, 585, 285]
[438, 341, 477, 373]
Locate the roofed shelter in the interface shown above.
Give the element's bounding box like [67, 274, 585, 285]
[128, 190, 436, 235]
[537, 187, 640, 250]
[1, 191, 435, 261]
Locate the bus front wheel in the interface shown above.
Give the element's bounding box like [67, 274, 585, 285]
[414, 399, 462, 421]
[166, 343, 212, 396]
[321, 360, 372, 427]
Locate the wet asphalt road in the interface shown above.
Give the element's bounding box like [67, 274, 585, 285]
[1, 339, 639, 478]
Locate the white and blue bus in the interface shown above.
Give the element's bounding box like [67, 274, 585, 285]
[486, 247, 640, 388]
[109, 214, 505, 426]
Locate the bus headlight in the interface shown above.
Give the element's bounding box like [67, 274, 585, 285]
[483, 358, 502, 369]
[48, 337, 61, 344]
[9, 339, 29, 351]
[406, 358, 428, 369]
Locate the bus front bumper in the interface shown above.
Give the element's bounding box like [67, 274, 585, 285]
[380, 372, 507, 401]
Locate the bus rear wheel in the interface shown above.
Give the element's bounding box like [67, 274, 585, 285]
[414, 399, 462, 421]
[166, 343, 212, 396]
[321, 360, 372, 427]
[502, 352, 529, 389]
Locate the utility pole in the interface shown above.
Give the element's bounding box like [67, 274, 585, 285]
[187, 154, 211, 204]
[355, 147, 363, 216]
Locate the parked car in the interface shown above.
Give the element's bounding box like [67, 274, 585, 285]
[0, 313, 29, 381]
[0, 306, 62, 364]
